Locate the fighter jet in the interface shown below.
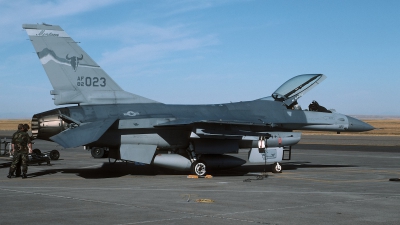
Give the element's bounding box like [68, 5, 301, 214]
[22, 23, 374, 176]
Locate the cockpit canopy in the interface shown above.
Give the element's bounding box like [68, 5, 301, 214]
[259, 74, 332, 113]
[271, 74, 326, 107]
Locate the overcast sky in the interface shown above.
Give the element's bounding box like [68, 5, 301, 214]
[0, 0, 399, 118]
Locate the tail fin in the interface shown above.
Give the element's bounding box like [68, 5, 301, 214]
[23, 23, 158, 105]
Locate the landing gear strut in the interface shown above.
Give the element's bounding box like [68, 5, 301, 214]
[187, 142, 207, 176]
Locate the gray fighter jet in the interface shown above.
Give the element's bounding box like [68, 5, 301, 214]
[22, 23, 374, 176]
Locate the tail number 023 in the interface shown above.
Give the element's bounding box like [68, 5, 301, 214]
[77, 77, 106, 87]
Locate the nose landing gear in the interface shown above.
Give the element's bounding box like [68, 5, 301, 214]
[272, 162, 282, 173]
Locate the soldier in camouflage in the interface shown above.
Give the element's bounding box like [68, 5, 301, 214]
[7, 124, 32, 179]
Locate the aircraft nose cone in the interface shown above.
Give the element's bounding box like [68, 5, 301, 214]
[346, 116, 375, 132]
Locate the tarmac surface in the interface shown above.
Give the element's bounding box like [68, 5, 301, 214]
[0, 133, 399, 225]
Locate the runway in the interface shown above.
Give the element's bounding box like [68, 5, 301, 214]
[0, 134, 399, 225]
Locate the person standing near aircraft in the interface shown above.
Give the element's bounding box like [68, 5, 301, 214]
[7, 124, 32, 179]
[9, 124, 22, 177]
[10, 123, 31, 177]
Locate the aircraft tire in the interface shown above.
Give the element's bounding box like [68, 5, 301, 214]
[191, 160, 207, 176]
[272, 162, 282, 173]
[91, 147, 104, 158]
[49, 150, 60, 160]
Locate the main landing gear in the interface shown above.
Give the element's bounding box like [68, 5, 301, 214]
[187, 143, 208, 176]
[191, 160, 207, 176]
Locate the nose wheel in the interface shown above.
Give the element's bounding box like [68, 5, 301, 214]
[272, 162, 282, 173]
[191, 161, 207, 176]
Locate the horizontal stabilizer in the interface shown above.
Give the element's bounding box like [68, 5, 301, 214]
[50, 118, 117, 148]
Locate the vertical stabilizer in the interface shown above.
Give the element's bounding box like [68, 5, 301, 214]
[23, 23, 158, 105]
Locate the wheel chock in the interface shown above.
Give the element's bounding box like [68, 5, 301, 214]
[187, 175, 213, 179]
[195, 199, 214, 203]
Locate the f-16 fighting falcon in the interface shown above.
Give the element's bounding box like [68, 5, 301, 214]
[22, 23, 374, 176]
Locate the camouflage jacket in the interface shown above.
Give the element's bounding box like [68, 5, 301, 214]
[12, 130, 31, 153]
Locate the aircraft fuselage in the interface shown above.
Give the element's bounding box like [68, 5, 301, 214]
[31, 99, 371, 150]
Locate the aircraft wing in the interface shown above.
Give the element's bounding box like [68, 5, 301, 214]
[50, 117, 117, 148]
[155, 119, 331, 129]
[155, 119, 266, 127]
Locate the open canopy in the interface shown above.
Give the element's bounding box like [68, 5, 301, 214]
[272, 74, 326, 106]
